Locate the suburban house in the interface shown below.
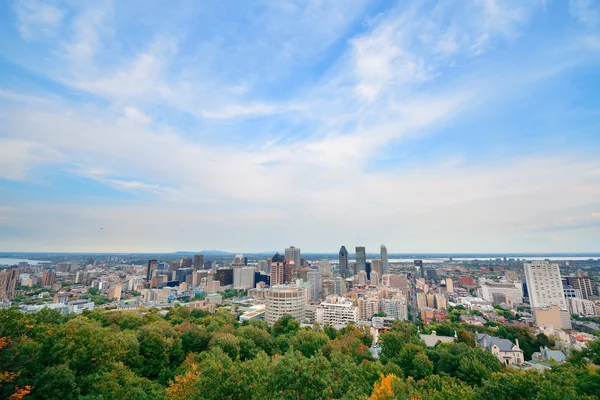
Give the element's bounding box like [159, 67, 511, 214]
[476, 332, 524, 366]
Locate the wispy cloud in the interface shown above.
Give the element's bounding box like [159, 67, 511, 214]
[569, 0, 600, 26]
[15, 0, 63, 41]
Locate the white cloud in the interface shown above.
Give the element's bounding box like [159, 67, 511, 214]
[15, 0, 63, 41]
[0, 139, 61, 180]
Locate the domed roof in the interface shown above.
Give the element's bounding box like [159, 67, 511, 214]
[271, 252, 285, 263]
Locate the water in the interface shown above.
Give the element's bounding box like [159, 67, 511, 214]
[0, 258, 44, 266]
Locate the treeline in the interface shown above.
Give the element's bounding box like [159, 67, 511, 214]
[0, 306, 599, 399]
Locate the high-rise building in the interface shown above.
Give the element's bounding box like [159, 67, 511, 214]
[355, 247, 366, 273]
[180, 257, 193, 268]
[193, 254, 204, 271]
[317, 259, 331, 277]
[371, 259, 382, 276]
[339, 246, 349, 278]
[370, 271, 380, 286]
[567, 271, 598, 300]
[233, 267, 255, 289]
[380, 297, 408, 320]
[357, 270, 368, 285]
[231, 254, 245, 268]
[426, 267, 438, 282]
[365, 261, 372, 281]
[264, 284, 306, 325]
[445, 277, 454, 293]
[214, 268, 234, 286]
[434, 293, 447, 310]
[524, 261, 567, 309]
[415, 260, 424, 279]
[41, 270, 56, 287]
[270, 253, 285, 286]
[285, 246, 301, 269]
[108, 284, 122, 301]
[146, 260, 158, 281]
[307, 270, 321, 301]
[0, 269, 19, 300]
[358, 296, 379, 320]
[333, 276, 346, 295]
[380, 245, 389, 275]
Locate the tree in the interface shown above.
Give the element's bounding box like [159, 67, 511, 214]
[288, 328, 329, 358]
[32, 364, 78, 400]
[370, 374, 400, 400]
[209, 333, 240, 360]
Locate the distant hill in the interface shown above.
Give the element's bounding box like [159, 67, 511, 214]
[174, 250, 234, 256]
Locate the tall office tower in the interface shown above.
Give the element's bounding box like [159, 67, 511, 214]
[193, 254, 204, 271]
[180, 257, 193, 268]
[365, 261, 372, 281]
[146, 260, 158, 281]
[426, 267, 438, 282]
[381, 245, 389, 275]
[355, 247, 366, 273]
[307, 270, 321, 301]
[41, 270, 56, 287]
[285, 246, 301, 269]
[445, 277, 454, 293]
[524, 261, 567, 309]
[567, 271, 599, 300]
[371, 259, 382, 276]
[270, 253, 285, 286]
[414, 260, 424, 279]
[0, 268, 19, 300]
[339, 246, 349, 278]
[233, 267, 255, 289]
[318, 259, 332, 277]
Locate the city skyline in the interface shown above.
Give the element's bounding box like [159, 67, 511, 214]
[1, 1, 600, 252]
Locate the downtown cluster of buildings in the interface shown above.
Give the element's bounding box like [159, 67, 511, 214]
[1, 250, 599, 368]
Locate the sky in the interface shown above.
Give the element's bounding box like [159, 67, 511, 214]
[0, 0, 599, 254]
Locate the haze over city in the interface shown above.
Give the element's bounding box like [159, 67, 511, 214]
[1, 0, 600, 253]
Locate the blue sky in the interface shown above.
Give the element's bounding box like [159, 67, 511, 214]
[0, 0, 599, 253]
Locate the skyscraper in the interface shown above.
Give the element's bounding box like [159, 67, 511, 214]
[381, 245, 389, 275]
[285, 246, 301, 269]
[193, 254, 204, 271]
[307, 269, 321, 301]
[146, 260, 158, 281]
[339, 246, 349, 278]
[414, 260, 424, 279]
[355, 246, 366, 273]
[524, 261, 567, 309]
[318, 259, 331, 277]
[0, 268, 19, 300]
[270, 253, 285, 286]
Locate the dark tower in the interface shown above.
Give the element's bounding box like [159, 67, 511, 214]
[339, 246, 349, 278]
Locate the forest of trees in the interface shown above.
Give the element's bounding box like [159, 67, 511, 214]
[1, 306, 599, 399]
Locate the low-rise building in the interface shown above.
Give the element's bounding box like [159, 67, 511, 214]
[316, 296, 359, 326]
